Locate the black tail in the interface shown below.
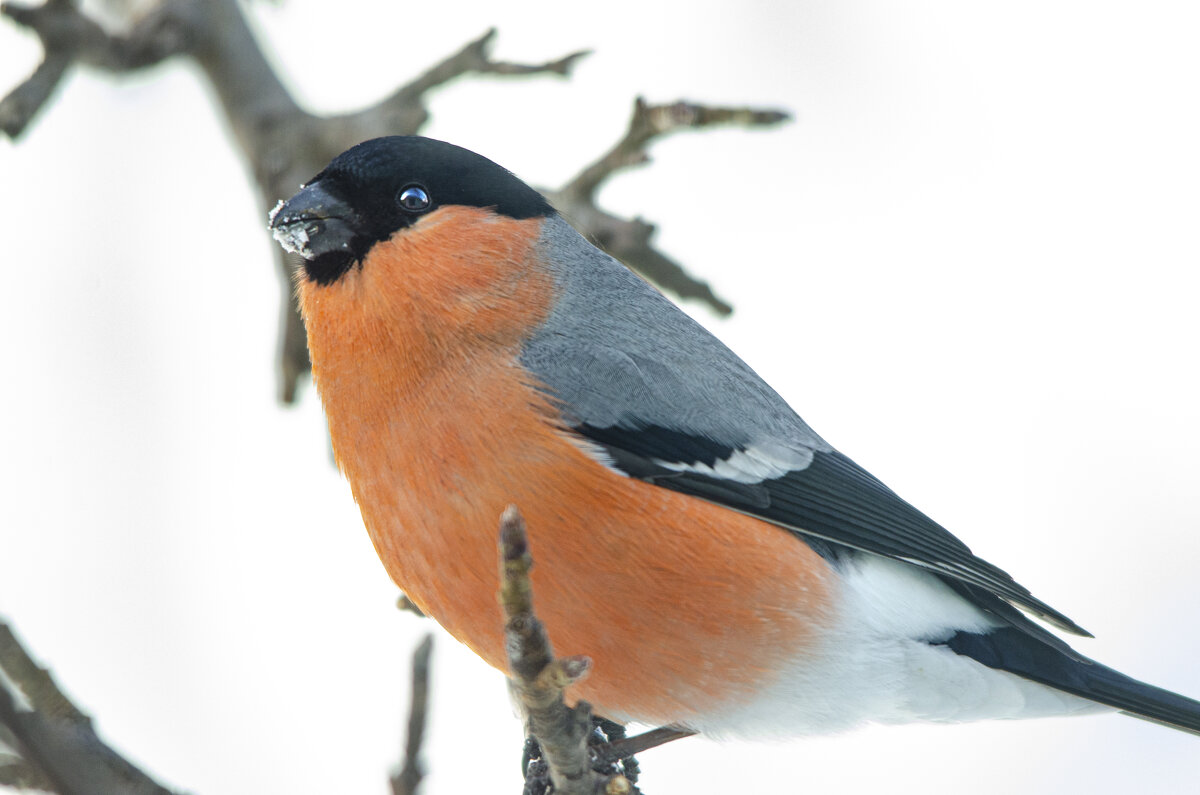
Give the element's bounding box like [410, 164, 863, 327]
[944, 627, 1200, 736]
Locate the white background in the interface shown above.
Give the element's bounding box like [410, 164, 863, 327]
[2, 1, 1198, 793]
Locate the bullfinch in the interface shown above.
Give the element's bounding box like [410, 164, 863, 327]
[269, 135, 1200, 739]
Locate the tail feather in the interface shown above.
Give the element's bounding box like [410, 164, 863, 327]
[944, 627, 1200, 736]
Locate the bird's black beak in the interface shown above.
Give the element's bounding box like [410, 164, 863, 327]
[269, 181, 359, 262]
[270, 181, 365, 284]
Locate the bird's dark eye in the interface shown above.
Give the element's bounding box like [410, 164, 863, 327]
[397, 185, 431, 213]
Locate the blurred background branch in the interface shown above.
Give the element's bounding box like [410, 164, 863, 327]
[0, 620, 177, 795]
[390, 633, 433, 795]
[2, 0, 786, 403]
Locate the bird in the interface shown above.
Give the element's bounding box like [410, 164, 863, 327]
[269, 135, 1200, 739]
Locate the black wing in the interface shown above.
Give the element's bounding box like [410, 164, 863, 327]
[575, 421, 1092, 639]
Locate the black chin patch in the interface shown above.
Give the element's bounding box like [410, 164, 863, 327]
[303, 249, 359, 285]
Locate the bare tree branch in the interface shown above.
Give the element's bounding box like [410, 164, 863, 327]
[0, 48, 69, 139]
[2, 0, 592, 403]
[549, 98, 791, 316]
[594, 726, 695, 767]
[0, 620, 179, 795]
[499, 508, 699, 794]
[551, 202, 736, 315]
[0, 0, 192, 138]
[396, 592, 427, 618]
[391, 633, 434, 795]
[369, 27, 589, 121]
[3, 1, 789, 403]
[499, 506, 611, 795]
[0, 749, 56, 791]
[500, 506, 644, 795]
[557, 97, 790, 205]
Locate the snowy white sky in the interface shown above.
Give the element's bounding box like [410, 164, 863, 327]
[1, 2, 1198, 793]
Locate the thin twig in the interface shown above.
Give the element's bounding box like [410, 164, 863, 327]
[550, 98, 791, 315]
[593, 727, 695, 767]
[499, 506, 627, 795]
[558, 98, 791, 204]
[396, 593, 426, 618]
[391, 633, 434, 795]
[379, 27, 589, 110]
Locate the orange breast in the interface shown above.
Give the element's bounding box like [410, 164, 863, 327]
[300, 208, 836, 726]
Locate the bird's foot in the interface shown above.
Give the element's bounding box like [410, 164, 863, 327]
[520, 716, 695, 794]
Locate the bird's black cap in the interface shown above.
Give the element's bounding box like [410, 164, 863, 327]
[270, 136, 554, 285]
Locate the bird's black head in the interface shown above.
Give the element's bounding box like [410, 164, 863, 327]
[269, 136, 555, 285]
